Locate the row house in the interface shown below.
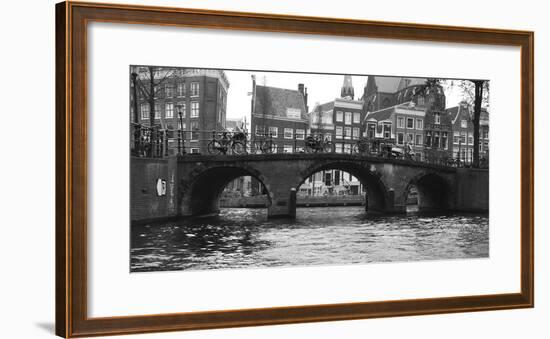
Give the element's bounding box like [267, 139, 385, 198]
[250, 77, 309, 153]
[133, 67, 229, 154]
[306, 76, 363, 196]
[309, 75, 364, 154]
[362, 76, 451, 160]
[446, 101, 490, 164]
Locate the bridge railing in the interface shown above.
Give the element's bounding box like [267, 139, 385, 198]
[130, 125, 484, 168]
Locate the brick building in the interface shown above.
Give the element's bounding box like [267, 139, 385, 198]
[250, 76, 309, 153]
[309, 75, 364, 154]
[447, 101, 490, 164]
[133, 67, 229, 154]
[362, 76, 452, 161]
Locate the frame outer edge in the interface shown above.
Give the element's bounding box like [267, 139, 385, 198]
[55, 1, 70, 338]
[57, 1, 535, 337]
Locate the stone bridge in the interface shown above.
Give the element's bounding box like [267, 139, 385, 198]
[130, 154, 489, 221]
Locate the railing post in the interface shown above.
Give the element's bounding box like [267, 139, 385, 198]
[293, 132, 297, 153]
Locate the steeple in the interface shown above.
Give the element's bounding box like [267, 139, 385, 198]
[341, 75, 354, 100]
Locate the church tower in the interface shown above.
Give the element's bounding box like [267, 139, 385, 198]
[340, 75, 354, 100]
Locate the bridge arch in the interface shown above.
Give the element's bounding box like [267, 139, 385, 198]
[404, 172, 451, 212]
[295, 160, 390, 213]
[180, 164, 272, 216]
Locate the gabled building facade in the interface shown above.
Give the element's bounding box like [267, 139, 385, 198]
[309, 76, 364, 154]
[250, 77, 309, 153]
[447, 101, 490, 165]
[362, 76, 452, 161]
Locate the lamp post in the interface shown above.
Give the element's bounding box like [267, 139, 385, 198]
[130, 70, 139, 124]
[177, 104, 185, 155]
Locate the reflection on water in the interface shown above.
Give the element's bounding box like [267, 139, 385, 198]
[130, 207, 489, 272]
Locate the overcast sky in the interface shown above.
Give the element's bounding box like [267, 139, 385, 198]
[224, 70, 465, 123]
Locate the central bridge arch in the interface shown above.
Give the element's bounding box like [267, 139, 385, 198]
[296, 160, 390, 214]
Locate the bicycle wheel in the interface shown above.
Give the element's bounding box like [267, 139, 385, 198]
[207, 140, 222, 155]
[352, 143, 359, 155]
[232, 141, 246, 155]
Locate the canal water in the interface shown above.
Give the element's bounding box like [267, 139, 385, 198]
[130, 207, 489, 272]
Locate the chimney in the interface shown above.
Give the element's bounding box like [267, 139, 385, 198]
[298, 83, 308, 112]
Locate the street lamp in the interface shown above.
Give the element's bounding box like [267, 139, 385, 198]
[177, 104, 185, 155]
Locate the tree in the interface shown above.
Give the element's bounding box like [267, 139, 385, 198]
[446, 80, 490, 167]
[133, 66, 176, 128]
[417, 78, 490, 168]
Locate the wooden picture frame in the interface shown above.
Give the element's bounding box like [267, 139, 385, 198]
[56, 1, 534, 337]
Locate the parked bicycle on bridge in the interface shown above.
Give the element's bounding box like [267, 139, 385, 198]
[207, 131, 247, 155]
[304, 134, 333, 153]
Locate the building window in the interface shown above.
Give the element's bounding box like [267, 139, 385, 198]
[383, 123, 391, 139]
[154, 103, 161, 119]
[283, 145, 293, 153]
[190, 101, 199, 118]
[345, 112, 352, 125]
[190, 121, 199, 140]
[165, 102, 174, 118]
[344, 143, 351, 154]
[407, 133, 414, 144]
[344, 127, 352, 139]
[178, 122, 186, 131]
[461, 119, 468, 128]
[426, 131, 432, 147]
[295, 129, 305, 140]
[442, 132, 448, 150]
[434, 113, 441, 124]
[336, 126, 343, 139]
[336, 111, 343, 122]
[453, 131, 460, 144]
[176, 102, 186, 118]
[140, 104, 149, 120]
[415, 134, 423, 146]
[324, 133, 332, 141]
[191, 148, 200, 154]
[397, 117, 405, 128]
[268, 126, 278, 138]
[397, 132, 404, 145]
[460, 132, 467, 144]
[468, 132, 473, 145]
[482, 128, 489, 139]
[353, 112, 360, 123]
[255, 125, 265, 136]
[367, 123, 376, 138]
[190, 82, 199, 96]
[177, 83, 185, 97]
[416, 119, 423, 130]
[284, 128, 293, 139]
[433, 131, 440, 148]
[406, 118, 414, 129]
[453, 147, 460, 159]
[352, 127, 360, 139]
[165, 83, 174, 98]
[335, 143, 343, 153]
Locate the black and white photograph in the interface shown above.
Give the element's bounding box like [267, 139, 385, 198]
[129, 66, 490, 273]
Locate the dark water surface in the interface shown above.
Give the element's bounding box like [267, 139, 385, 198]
[130, 207, 489, 272]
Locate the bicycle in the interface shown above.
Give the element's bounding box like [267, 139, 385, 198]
[207, 131, 247, 155]
[305, 135, 333, 153]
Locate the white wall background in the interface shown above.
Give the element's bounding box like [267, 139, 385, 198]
[0, 0, 547, 338]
